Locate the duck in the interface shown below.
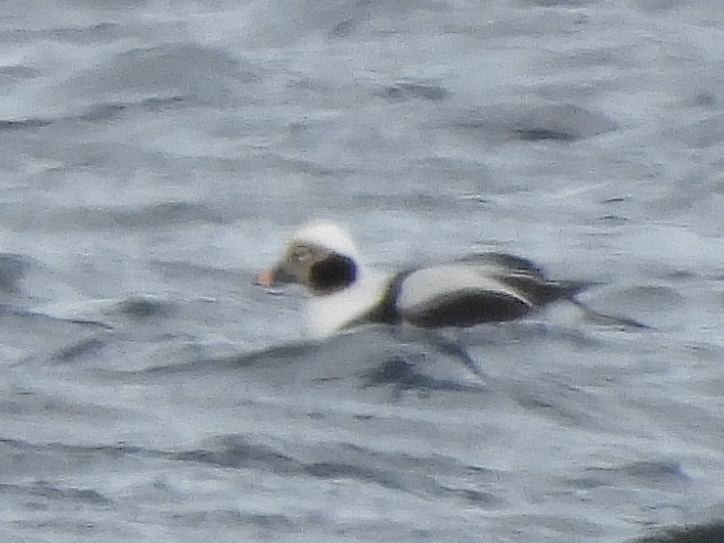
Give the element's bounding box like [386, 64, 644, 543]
[255, 220, 611, 339]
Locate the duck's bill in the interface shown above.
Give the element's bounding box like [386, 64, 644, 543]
[254, 266, 295, 288]
[255, 268, 277, 288]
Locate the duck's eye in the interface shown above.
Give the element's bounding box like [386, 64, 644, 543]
[291, 246, 312, 263]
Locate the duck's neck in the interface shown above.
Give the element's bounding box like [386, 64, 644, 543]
[305, 266, 390, 338]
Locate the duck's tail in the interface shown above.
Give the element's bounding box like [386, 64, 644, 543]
[570, 298, 650, 329]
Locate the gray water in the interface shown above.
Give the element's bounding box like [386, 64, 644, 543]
[2, 1, 724, 542]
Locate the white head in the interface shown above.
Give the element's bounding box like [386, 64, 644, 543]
[291, 220, 361, 261]
[257, 220, 363, 295]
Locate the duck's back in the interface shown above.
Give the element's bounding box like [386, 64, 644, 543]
[368, 252, 589, 329]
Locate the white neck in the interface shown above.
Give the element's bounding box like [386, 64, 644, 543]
[305, 266, 390, 338]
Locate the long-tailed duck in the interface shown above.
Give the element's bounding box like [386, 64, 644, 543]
[256, 220, 621, 339]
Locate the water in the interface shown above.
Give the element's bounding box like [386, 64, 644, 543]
[1, 1, 724, 541]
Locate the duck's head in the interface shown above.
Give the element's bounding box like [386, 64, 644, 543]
[256, 221, 360, 295]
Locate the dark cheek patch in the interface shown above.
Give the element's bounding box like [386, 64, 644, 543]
[309, 254, 357, 293]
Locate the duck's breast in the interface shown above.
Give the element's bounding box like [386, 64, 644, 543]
[305, 271, 391, 338]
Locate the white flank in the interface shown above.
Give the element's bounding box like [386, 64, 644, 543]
[397, 264, 532, 312]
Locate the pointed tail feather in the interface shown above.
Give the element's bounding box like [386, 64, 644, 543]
[571, 299, 650, 329]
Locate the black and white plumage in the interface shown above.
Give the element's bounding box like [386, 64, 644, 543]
[256, 220, 593, 339]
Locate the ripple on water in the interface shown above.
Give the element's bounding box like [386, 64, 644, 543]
[449, 103, 617, 143]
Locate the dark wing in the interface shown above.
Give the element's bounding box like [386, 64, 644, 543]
[455, 252, 592, 306]
[497, 275, 590, 306]
[400, 289, 532, 328]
